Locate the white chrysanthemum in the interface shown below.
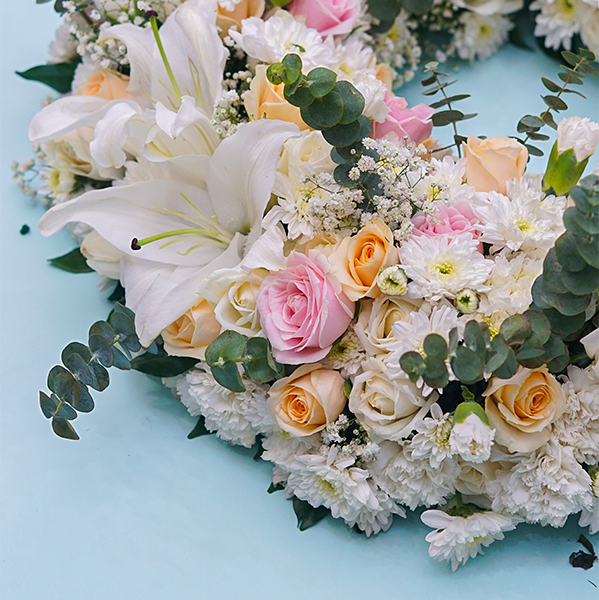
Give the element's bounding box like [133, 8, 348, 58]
[410, 403, 455, 468]
[400, 233, 493, 302]
[261, 428, 322, 468]
[452, 12, 513, 61]
[472, 177, 566, 257]
[434, 156, 477, 203]
[176, 368, 271, 448]
[576, 0, 599, 56]
[332, 35, 375, 80]
[421, 509, 518, 571]
[531, 0, 581, 51]
[37, 164, 76, 204]
[480, 252, 543, 316]
[489, 440, 593, 527]
[386, 304, 461, 380]
[323, 327, 366, 377]
[48, 20, 78, 64]
[557, 116, 599, 162]
[228, 11, 337, 70]
[370, 440, 460, 510]
[351, 70, 389, 123]
[284, 446, 405, 536]
[449, 413, 495, 463]
[553, 366, 599, 464]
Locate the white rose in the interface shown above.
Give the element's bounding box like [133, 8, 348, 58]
[198, 267, 266, 337]
[277, 130, 334, 177]
[354, 295, 420, 355]
[449, 413, 495, 463]
[349, 357, 437, 440]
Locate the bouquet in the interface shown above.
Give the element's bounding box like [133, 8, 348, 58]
[13, 0, 599, 571]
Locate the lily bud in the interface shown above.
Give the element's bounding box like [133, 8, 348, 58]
[543, 117, 599, 196]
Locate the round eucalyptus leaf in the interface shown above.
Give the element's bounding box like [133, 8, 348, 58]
[284, 82, 314, 108]
[211, 361, 246, 393]
[55, 401, 78, 421]
[515, 333, 546, 360]
[109, 311, 136, 337]
[523, 310, 551, 344]
[330, 147, 348, 164]
[40, 391, 59, 419]
[531, 276, 551, 309]
[74, 382, 95, 413]
[335, 80, 365, 125]
[266, 62, 285, 85]
[64, 353, 94, 387]
[422, 355, 449, 389]
[485, 334, 509, 373]
[544, 308, 585, 338]
[561, 263, 599, 295]
[491, 347, 518, 379]
[47, 365, 81, 407]
[307, 67, 336, 98]
[88, 361, 110, 392]
[305, 91, 343, 129]
[334, 162, 359, 187]
[89, 333, 115, 368]
[450, 346, 483, 384]
[334, 141, 361, 160]
[282, 53, 302, 72]
[399, 351, 426, 382]
[575, 233, 599, 269]
[463, 320, 486, 356]
[61, 342, 91, 365]
[423, 333, 448, 359]
[89, 320, 115, 343]
[546, 351, 570, 373]
[499, 314, 532, 346]
[555, 233, 587, 272]
[205, 330, 247, 366]
[358, 115, 372, 139]
[548, 290, 592, 316]
[322, 120, 361, 147]
[112, 347, 132, 370]
[51, 416, 79, 440]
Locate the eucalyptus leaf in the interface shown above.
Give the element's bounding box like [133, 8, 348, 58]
[51, 416, 80, 440]
[486, 335, 509, 373]
[304, 91, 343, 128]
[89, 334, 115, 368]
[74, 382, 95, 413]
[89, 320, 115, 343]
[322, 120, 361, 147]
[40, 391, 59, 419]
[423, 334, 448, 359]
[450, 346, 483, 384]
[523, 310, 551, 344]
[463, 320, 486, 356]
[211, 362, 245, 393]
[499, 314, 532, 346]
[64, 353, 94, 387]
[544, 308, 585, 338]
[336, 80, 365, 125]
[555, 233, 588, 272]
[432, 109, 464, 127]
[423, 355, 449, 388]
[61, 342, 92, 365]
[130, 352, 198, 377]
[87, 361, 110, 391]
[307, 67, 337, 98]
[575, 234, 599, 269]
[243, 337, 281, 383]
[47, 365, 81, 407]
[285, 82, 314, 108]
[491, 347, 518, 379]
[561, 264, 599, 296]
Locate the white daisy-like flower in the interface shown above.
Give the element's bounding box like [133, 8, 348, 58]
[489, 440, 593, 527]
[530, 0, 581, 51]
[452, 12, 514, 61]
[421, 509, 518, 571]
[351, 69, 389, 124]
[449, 413, 495, 463]
[553, 366, 599, 464]
[480, 251, 543, 316]
[399, 233, 493, 303]
[332, 34, 375, 80]
[386, 304, 461, 380]
[471, 177, 566, 258]
[261, 428, 322, 468]
[176, 368, 270, 448]
[410, 403, 455, 468]
[370, 440, 460, 510]
[428, 156, 477, 204]
[323, 327, 367, 377]
[228, 11, 337, 70]
[37, 164, 76, 204]
[284, 446, 405, 536]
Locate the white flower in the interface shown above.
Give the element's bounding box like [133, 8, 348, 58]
[452, 12, 513, 61]
[370, 440, 460, 510]
[471, 177, 566, 257]
[48, 20, 78, 64]
[451, 0, 523, 14]
[579, 496, 599, 535]
[488, 440, 593, 527]
[410, 403, 455, 468]
[283, 446, 405, 536]
[576, 0, 599, 56]
[324, 327, 366, 377]
[449, 413, 495, 463]
[176, 367, 272, 447]
[552, 366, 599, 464]
[377, 265, 408, 296]
[351, 70, 389, 124]
[332, 34, 375, 81]
[557, 116, 599, 162]
[399, 233, 493, 303]
[228, 10, 337, 70]
[262, 428, 322, 467]
[531, 0, 581, 51]
[421, 509, 518, 571]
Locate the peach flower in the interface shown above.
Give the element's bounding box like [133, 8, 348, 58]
[74, 68, 129, 100]
[217, 0, 265, 36]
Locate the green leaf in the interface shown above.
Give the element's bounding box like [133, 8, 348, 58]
[64, 352, 93, 386]
[89, 320, 115, 343]
[544, 308, 585, 338]
[336, 80, 365, 125]
[450, 346, 483, 384]
[88, 334, 115, 367]
[306, 67, 337, 98]
[558, 70, 583, 85]
[542, 111, 558, 129]
[575, 234, 599, 269]
[87, 361, 110, 391]
[499, 314, 532, 346]
[131, 352, 198, 377]
[561, 50, 580, 66]
[577, 62, 599, 77]
[243, 337, 281, 383]
[322, 120, 361, 147]
[423, 334, 448, 359]
[491, 347, 518, 379]
[526, 144, 544, 157]
[292, 496, 329, 531]
[61, 342, 92, 365]
[187, 415, 212, 439]
[555, 233, 588, 272]
[518, 114, 545, 130]
[334, 162, 359, 187]
[486, 334, 510, 373]
[304, 91, 343, 129]
[400, 351, 426, 383]
[109, 311, 141, 352]
[211, 362, 246, 393]
[515, 334, 546, 360]
[541, 77, 561, 93]
[51, 416, 79, 440]
[74, 382, 95, 413]
[48, 247, 93, 273]
[267, 482, 284, 494]
[284, 82, 314, 108]
[400, 0, 434, 14]
[48, 365, 81, 407]
[432, 109, 464, 127]
[206, 331, 246, 365]
[429, 94, 470, 109]
[546, 350, 570, 373]
[453, 402, 489, 426]
[112, 347, 132, 371]
[448, 327, 459, 355]
[422, 81, 456, 96]
[523, 310, 551, 344]
[542, 95, 568, 111]
[463, 320, 486, 356]
[423, 355, 449, 388]
[543, 333, 569, 363]
[561, 264, 599, 295]
[16, 62, 78, 94]
[421, 75, 436, 86]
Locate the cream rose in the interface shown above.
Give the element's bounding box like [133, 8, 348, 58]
[462, 135, 528, 195]
[349, 358, 436, 440]
[80, 230, 124, 281]
[161, 299, 221, 360]
[217, 0, 265, 36]
[354, 295, 419, 355]
[329, 218, 398, 302]
[244, 65, 309, 130]
[483, 366, 566, 452]
[267, 364, 346, 437]
[74, 68, 129, 100]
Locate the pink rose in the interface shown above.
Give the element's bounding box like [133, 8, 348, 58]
[286, 0, 361, 36]
[412, 202, 480, 238]
[257, 251, 354, 364]
[372, 93, 434, 144]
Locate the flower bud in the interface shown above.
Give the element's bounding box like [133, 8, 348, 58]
[455, 288, 479, 314]
[449, 403, 494, 463]
[377, 265, 408, 295]
[543, 117, 599, 196]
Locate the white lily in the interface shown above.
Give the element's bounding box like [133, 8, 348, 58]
[39, 119, 300, 346]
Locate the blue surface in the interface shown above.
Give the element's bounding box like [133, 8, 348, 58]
[1, 3, 599, 599]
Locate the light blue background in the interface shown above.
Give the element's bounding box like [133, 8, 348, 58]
[1, 3, 599, 599]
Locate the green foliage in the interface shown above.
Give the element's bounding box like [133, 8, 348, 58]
[205, 331, 283, 393]
[292, 496, 330, 531]
[400, 309, 569, 388]
[453, 401, 490, 426]
[516, 48, 597, 157]
[48, 248, 94, 273]
[187, 415, 212, 439]
[16, 62, 78, 94]
[421, 62, 475, 157]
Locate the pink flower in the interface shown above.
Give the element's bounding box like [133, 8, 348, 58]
[257, 251, 354, 364]
[372, 93, 434, 144]
[286, 0, 361, 37]
[412, 202, 480, 239]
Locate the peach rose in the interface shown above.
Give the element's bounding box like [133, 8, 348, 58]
[244, 65, 309, 130]
[328, 218, 398, 302]
[161, 299, 221, 360]
[462, 135, 528, 195]
[217, 0, 265, 36]
[267, 364, 346, 437]
[483, 366, 566, 452]
[74, 68, 129, 100]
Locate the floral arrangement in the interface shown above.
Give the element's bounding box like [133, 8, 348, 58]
[13, 0, 599, 572]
